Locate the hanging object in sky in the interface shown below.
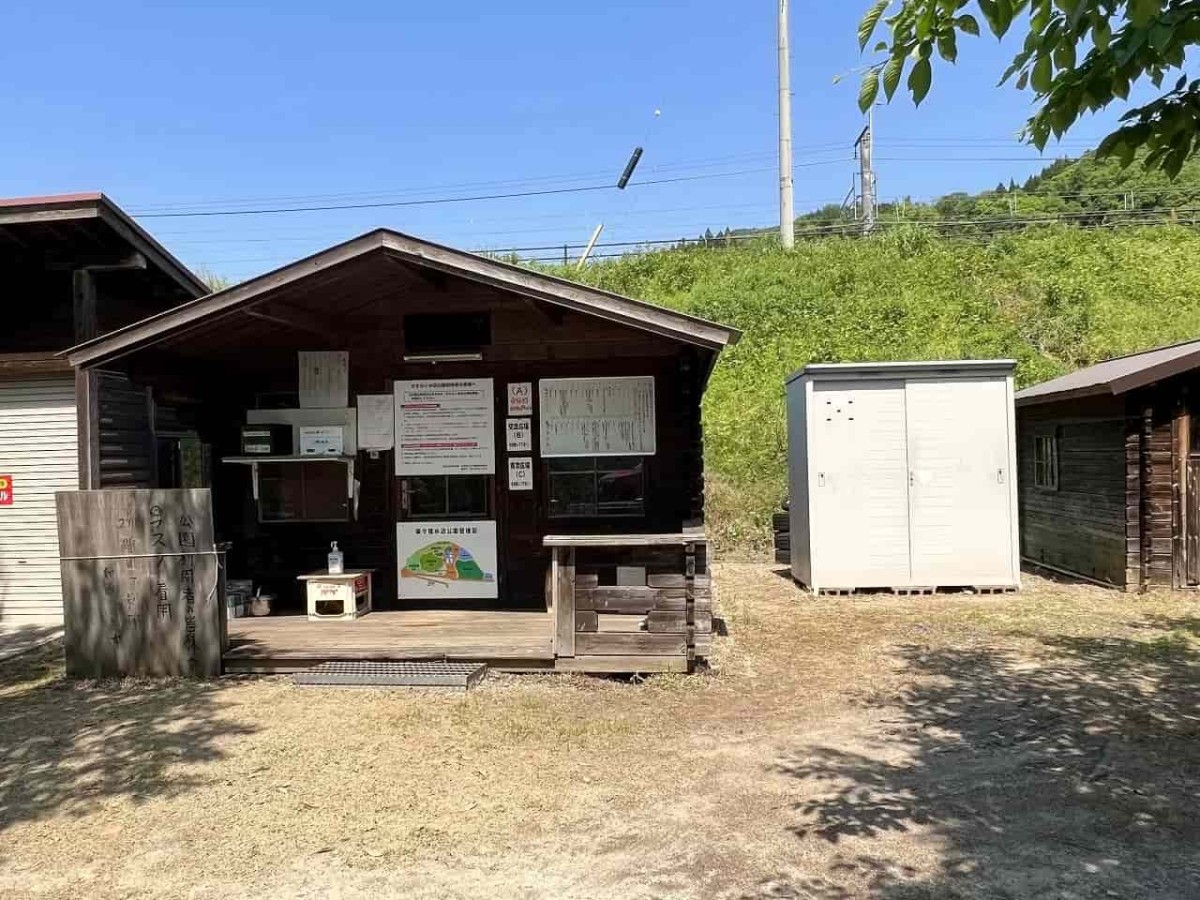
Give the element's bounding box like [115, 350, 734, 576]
[616, 147, 644, 190]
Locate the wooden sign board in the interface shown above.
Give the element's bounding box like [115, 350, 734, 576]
[56, 489, 224, 678]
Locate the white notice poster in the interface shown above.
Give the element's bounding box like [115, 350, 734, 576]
[505, 417, 532, 452]
[507, 382, 533, 416]
[539, 376, 656, 457]
[357, 394, 395, 450]
[508, 457, 533, 491]
[395, 379, 496, 475]
[397, 520, 498, 600]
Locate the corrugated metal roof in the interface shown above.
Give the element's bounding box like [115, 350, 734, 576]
[1015, 338, 1200, 406]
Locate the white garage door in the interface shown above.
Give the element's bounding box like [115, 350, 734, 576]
[0, 378, 78, 624]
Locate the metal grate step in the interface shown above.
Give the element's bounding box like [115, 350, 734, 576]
[294, 660, 488, 691]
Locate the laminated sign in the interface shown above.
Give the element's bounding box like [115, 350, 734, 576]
[0, 475, 11, 506]
[508, 457, 533, 491]
[394, 378, 496, 476]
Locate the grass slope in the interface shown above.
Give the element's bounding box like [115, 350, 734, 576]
[556, 225, 1200, 553]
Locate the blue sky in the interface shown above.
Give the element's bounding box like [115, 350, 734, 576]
[0, 2, 1143, 282]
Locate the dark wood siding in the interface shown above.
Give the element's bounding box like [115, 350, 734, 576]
[94, 274, 714, 614]
[95, 371, 155, 489]
[1018, 412, 1127, 585]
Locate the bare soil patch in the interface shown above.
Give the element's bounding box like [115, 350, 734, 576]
[2, 565, 1198, 898]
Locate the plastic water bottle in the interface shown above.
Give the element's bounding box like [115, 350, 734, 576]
[328, 541, 344, 575]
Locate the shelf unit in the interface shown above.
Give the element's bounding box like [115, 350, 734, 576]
[221, 455, 356, 504]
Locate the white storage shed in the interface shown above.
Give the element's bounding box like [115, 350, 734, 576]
[786, 360, 1020, 593]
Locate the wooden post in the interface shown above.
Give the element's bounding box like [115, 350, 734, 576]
[684, 541, 696, 671]
[552, 547, 575, 657]
[72, 269, 98, 343]
[75, 368, 100, 490]
[1173, 405, 1188, 588]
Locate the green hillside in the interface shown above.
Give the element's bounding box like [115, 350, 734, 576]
[556, 224, 1200, 554]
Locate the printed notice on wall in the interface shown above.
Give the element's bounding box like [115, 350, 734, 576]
[395, 379, 495, 475]
[357, 394, 395, 451]
[505, 417, 532, 452]
[397, 520, 498, 600]
[508, 456, 533, 491]
[0, 474, 11, 506]
[507, 382, 533, 416]
[539, 376, 656, 457]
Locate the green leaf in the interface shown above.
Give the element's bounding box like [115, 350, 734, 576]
[1053, 38, 1075, 71]
[978, 0, 999, 30]
[858, 0, 890, 51]
[1129, 0, 1162, 28]
[1032, 54, 1053, 93]
[979, 0, 1014, 37]
[956, 14, 980, 36]
[909, 57, 933, 105]
[993, 0, 1015, 36]
[1093, 18, 1111, 51]
[882, 54, 905, 100]
[937, 29, 958, 62]
[859, 69, 881, 112]
[1149, 22, 1172, 53]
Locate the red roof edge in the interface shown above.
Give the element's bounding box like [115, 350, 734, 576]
[0, 191, 104, 209]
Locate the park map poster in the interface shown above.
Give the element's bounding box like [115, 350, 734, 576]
[397, 521, 498, 600]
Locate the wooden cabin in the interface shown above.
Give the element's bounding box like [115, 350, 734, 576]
[0, 193, 206, 625]
[1016, 338, 1200, 591]
[63, 229, 740, 673]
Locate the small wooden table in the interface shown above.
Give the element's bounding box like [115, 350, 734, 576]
[298, 570, 374, 622]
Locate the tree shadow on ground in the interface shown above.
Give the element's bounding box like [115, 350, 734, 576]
[762, 617, 1200, 899]
[0, 643, 254, 835]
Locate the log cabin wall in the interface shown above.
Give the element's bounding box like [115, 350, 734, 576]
[1017, 395, 1128, 586]
[80, 273, 713, 613]
[1123, 376, 1194, 590]
[1019, 374, 1199, 592]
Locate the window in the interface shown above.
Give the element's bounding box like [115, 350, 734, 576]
[403, 312, 490, 355]
[1034, 433, 1059, 490]
[402, 475, 490, 519]
[258, 461, 349, 522]
[547, 456, 646, 518]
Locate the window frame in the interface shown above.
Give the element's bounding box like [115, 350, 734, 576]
[400, 474, 492, 521]
[545, 456, 647, 520]
[1033, 431, 1059, 491]
[257, 460, 351, 524]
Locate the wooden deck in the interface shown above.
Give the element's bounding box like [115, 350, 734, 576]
[225, 610, 555, 673]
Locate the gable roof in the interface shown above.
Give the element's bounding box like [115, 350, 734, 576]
[1015, 338, 1200, 407]
[0, 191, 208, 298]
[64, 228, 740, 368]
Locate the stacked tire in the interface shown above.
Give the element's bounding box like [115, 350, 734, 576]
[773, 502, 790, 565]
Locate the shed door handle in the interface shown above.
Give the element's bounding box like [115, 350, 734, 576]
[818, 472, 825, 487]
[997, 468, 1005, 484]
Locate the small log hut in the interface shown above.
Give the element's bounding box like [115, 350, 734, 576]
[63, 229, 740, 673]
[1016, 338, 1200, 590]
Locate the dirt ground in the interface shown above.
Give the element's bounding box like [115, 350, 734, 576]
[2, 564, 1198, 899]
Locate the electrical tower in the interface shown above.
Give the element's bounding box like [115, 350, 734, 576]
[854, 114, 877, 234]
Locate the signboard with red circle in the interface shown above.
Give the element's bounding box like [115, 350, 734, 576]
[0, 475, 11, 506]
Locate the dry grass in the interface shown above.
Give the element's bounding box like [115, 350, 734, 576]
[2, 566, 1198, 899]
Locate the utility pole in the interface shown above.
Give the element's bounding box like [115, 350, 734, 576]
[855, 110, 876, 233]
[778, 0, 795, 248]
